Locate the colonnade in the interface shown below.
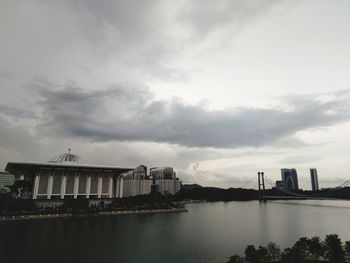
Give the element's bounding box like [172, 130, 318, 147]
[32, 169, 114, 200]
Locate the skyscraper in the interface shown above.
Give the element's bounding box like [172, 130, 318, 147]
[310, 168, 319, 191]
[281, 168, 299, 191]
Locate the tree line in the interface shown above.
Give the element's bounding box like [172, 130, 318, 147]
[0, 191, 183, 216]
[228, 234, 350, 263]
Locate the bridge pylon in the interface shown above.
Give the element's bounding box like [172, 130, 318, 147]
[258, 172, 266, 201]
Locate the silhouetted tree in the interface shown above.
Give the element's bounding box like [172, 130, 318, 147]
[227, 254, 243, 263]
[0, 195, 38, 215]
[62, 199, 89, 214]
[257, 246, 269, 262]
[245, 245, 260, 263]
[294, 237, 310, 260]
[344, 241, 350, 262]
[267, 242, 281, 262]
[10, 180, 32, 198]
[324, 234, 345, 263]
[281, 246, 305, 263]
[307, 236, 324, 262]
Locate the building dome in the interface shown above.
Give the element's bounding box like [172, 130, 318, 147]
[48, 149, 86, 164]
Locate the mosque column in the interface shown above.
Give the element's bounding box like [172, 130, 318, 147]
[32, 172, 40, 200]
[108, 175, 113, 198]
[47, 169, 54, 200]
[119, 178, 124, 198]
[86, 173, 91, 198]
[97, 174, 102, 198]
[73, 171, 80, 199]
[60, 173, 66, 199]
[115, 179, 119, 198]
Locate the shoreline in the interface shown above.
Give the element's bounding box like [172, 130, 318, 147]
[0, 208, 188, 222]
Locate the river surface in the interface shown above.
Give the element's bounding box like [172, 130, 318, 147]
[1, 200, 350, 263]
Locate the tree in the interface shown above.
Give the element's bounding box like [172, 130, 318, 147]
[267, 242, 281, 262]
[343, 241, 350, 262]
[10, 180, 32, 198]
[324, 234, 345, 263]
[227, 255, 243, 263]
[294, 237, 310, 260]
[307, 236, 324, 262]
[257, 246, 269, 262]
[62, 199, 89, 214]
[281, 246, 305, 263]
[245, 245, 260, 263]
[282, 237, 309, 262]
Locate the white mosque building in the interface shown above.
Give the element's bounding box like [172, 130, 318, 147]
[5, 150, 181, 200]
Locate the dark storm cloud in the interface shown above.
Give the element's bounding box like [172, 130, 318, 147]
[35, 82, 350, 149]
[65, 0, 280, 81]
[0, 0, 283, 87]
[0, 103, 35, 119]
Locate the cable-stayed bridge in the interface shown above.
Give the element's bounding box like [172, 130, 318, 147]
[256, 172, 350, 201]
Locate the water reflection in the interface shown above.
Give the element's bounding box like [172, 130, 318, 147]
[1, 200, 350, 263]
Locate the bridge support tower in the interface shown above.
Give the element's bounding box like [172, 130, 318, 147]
[258, 172, 266, 201]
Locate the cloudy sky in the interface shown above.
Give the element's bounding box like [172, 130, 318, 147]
[1, 0, 350, 189]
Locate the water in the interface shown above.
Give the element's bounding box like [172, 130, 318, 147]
[1, 200, 350, 263]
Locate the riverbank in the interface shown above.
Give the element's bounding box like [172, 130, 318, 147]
[0, 207, 188, 222]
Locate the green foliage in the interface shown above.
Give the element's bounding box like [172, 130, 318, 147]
[229, 234, 350, 263]
[0, 194, 38, 215]
[293, 237, 309, 261]
[344, 241, 350, 261]
[228, 255, 244, 263]
[9, 180, 32, 198]
[62, 198, 89, 214]
[281, 246, 305, 263]
[266, 242, 280, 262]
[308, 236, 324, 262]
[245, 245, 260, 263]
[324, 234, 345, 263]
[257, 246, 269, 262]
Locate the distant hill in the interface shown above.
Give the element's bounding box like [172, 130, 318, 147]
[175, 187, 259, 201]
[174, 186, 350, 202]
[181, 184, 203, 190]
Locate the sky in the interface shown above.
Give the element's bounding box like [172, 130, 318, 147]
[1, 0, 350, 189]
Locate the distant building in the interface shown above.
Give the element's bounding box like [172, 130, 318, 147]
[5, 151, 181, 200]
[116, 166, 180, 197]
[310, 168, 319, 191]
[0, 171, 15, 193]
[280, 168, 299, 191]
[275, 180, 285, 189]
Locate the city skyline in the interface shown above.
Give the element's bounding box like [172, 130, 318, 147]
[1, 1, 350, 189]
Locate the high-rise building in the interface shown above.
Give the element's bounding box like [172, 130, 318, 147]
[310, 168, 319, 191]
[0, 171, 15, 193]
[281, 168, 299, 191]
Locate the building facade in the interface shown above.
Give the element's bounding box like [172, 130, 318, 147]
[275, 180, 285, 189]
[280, 168, 299, 191]
[115, 166, 180, 198]
[0, 171, 15, 193]
[310, 168, 319, 191]
[5, 152, 181, 200]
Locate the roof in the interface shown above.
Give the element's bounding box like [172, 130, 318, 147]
[5, 150, 134, 176]
[48, 152, 86, 164]
[5, 162, 134, 177]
